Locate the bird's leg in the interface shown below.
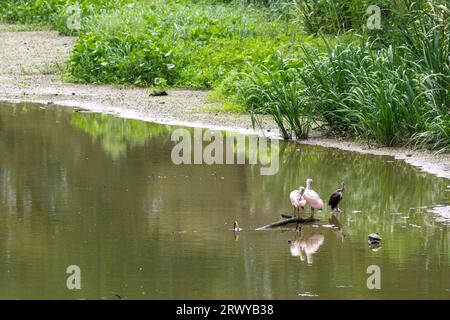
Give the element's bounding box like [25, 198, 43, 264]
[310, 208, 315, 219]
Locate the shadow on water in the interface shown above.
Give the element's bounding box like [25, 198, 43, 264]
[0, 102, 449, 299]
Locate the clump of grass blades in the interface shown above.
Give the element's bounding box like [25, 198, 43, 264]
[236, 0, 449, 150]
[241, 53, 313, 140]
[299, 41, 430, 146]
[0, 0, 130, 35]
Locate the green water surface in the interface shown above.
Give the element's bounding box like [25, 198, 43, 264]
[0, 102, 449, 299]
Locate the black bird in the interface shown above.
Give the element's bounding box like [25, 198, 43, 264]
[328, 183, 345, 213]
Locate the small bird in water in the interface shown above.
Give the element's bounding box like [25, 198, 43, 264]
[233, 221, 242, 232]
[289, 186, 306, 217]
[368, 233, 382, 245]
[328, 182, 345, 213]
[303, 179, 324, 219]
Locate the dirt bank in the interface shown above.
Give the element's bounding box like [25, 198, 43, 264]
[0, 24, 449, 180]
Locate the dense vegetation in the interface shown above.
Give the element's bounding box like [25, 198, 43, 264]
[0, 0, 448, 151]
[239, 0, 449, 150]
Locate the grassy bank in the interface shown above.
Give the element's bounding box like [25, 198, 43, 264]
[222, 0, 449, 150]
[0, 0, 325, 88]
[0, 0, 448, 151]
[67, 1, 324, 89]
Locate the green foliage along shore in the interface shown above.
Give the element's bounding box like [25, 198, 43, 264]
[0, 0, 448, 151]
[237, 0, 449, 150]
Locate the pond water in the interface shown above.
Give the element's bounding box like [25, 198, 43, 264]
[0, 102, 449, 299]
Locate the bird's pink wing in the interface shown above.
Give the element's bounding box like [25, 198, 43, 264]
[303, 190, 324, 210]
[299, 198, 306, 208]
[289, 191, 300, 207]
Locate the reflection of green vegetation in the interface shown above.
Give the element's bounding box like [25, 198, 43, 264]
[71, 112, 170, 159]
[1, 103, 450, 299]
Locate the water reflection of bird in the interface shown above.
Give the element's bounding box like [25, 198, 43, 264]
[303, 179, 324, 218]
[290, 186, 306, 217]
[288, 234, 325, 265]
[329, 183, 345, 213]
[329, 213, 346, 241]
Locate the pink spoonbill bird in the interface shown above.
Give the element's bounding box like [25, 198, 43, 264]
[289, 186, 306, 217]
[303, 179, 324, 218]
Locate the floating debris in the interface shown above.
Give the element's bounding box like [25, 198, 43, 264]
[298, 292, 318, 297]
[427, 206, 450, 223]
[112, 292, 125, 300]
[336, 285, 353, 288]
[409, 224, 422, 228]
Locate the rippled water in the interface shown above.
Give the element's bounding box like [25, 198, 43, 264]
[0, 102, 449, 299]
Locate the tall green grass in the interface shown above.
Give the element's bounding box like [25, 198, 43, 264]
[240, 52, 313, 139]
[0, 0, 129, 35]
[234, 0, 449, 149]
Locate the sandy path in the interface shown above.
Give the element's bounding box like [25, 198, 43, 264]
[0, 24, 449, 180]
[0, 24, 265, 132]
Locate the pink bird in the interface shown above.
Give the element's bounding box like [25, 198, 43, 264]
[303, 179, 324, 218]
[289, 186, 306, 217]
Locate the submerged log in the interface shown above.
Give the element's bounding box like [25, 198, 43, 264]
[256, 216, 319, 231]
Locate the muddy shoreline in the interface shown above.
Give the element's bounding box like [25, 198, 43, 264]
[0, 24, 449, 180]
[3, 94, 449, 180]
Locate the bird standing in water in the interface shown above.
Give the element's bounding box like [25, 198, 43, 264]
[328, 183, 345, 213]
[303, 179, 324, 218]
[289, 186, 306, 217]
